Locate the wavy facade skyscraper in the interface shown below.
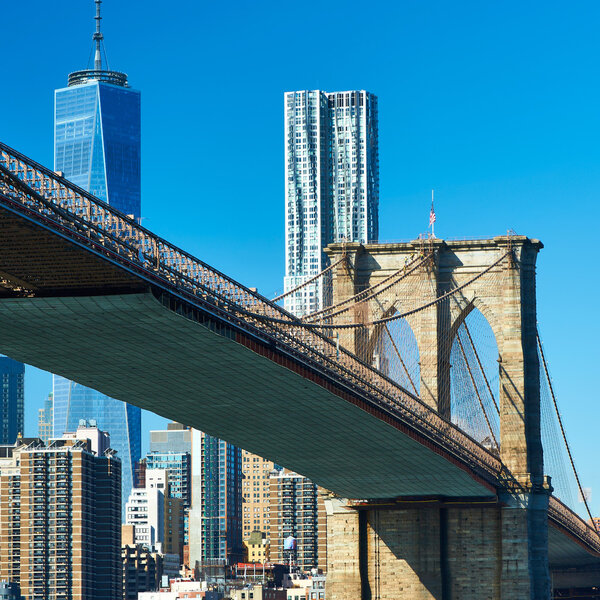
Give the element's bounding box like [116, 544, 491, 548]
[52, 0, 141, 515]
[284, 90, 379, 316]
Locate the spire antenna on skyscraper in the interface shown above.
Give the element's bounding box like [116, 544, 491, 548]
[68, 0, 128, 87]
[93, 0, 104, 71]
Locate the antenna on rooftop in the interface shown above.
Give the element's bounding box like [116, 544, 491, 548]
[93, 0, 104, 70]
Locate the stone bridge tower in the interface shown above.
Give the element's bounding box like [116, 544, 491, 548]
[323, 236, 551, 600]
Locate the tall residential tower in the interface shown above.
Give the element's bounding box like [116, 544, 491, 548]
[52, 0, 141, 514]
[284, 90, 379, 316]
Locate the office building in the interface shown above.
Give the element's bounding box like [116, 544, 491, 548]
[241, 450, 279, 540]
[0, 428, 121, 600]
[52, 0, 142, 515]
[54, 0, 141, 214]
[37, 392, 53, 444]
[147, 423, 192, 563]
[0, 357, 24, 445]
[283, 89, 379, 316]
[269, 470, 327, 572]
[188, 431, 243, 574]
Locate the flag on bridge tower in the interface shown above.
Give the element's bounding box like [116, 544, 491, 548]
[429, 190, 436, 238]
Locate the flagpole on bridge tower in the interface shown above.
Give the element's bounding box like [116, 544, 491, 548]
[429, 190, 436, 238]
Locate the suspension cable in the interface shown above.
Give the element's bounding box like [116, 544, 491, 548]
[383, 324, 419, 395]
[463, 321, 500, 415]
[537, 332, 599, 535]
[294, 252, 510, 330]
[304, 253, 432, 322]
[456, 334, 499, 448]
[272, 255, 347, 302]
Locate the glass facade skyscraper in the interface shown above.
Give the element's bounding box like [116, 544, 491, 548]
[54, 80, 141, 215]
[188, 430, 243, 575]
[51, 1, 141, 516]
[0, 357, 24, 444]
[284, 89, 379, 316]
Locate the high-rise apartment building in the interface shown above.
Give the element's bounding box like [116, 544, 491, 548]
[188, 431, 243, 574]
[241, 450, 280, 541]
[52, 0, 142, 516]
[284, 89, 379, 316]
[269, 470, 327, 572]
[0, 428, 121, 600]
[0, 357, 24, 445]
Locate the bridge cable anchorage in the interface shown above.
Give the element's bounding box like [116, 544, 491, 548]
[537, 331, 599, 536]
[272, 255, 347, 303]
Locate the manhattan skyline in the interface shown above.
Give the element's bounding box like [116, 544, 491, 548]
[2, 0, 600, 517]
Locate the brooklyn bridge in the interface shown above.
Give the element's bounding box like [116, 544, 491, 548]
[0, 141, 598, 599]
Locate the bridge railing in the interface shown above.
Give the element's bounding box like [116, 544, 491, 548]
[0, 141, 502, 483]
[548, 496, 600, 554]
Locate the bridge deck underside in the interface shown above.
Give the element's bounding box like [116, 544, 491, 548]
[549, 523, 600, 568]
[0, 291, 491, 499]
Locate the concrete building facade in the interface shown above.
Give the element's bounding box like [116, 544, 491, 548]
[125, 469, 167, 550]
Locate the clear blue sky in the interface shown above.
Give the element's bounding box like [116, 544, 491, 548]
[2, 1, 600, 511]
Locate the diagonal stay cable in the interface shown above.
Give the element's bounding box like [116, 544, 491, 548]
[537, 331, 599, 536]
[450, 294, 501, 416]
[456, 332, 499, 448]
[304, 253, 433, 322]
[383, 324, 419, 395]
[464, 322, 500, 415]
[272, 255, 347, 302]
[254, 251, 509, 330]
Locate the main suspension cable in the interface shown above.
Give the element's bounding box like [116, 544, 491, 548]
[303, 253, 432, 322]
[272, 255, 347, 302]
